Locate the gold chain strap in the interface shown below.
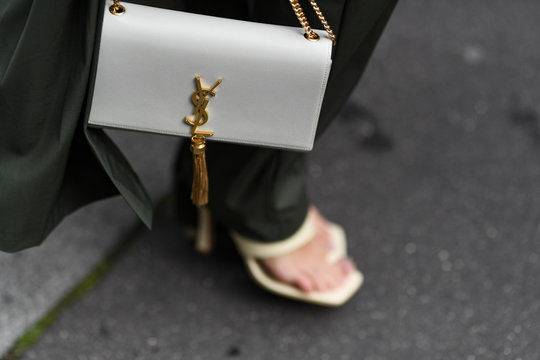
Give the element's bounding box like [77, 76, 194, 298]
[289, 0, 336, 46]
[109, 0, 336, 46]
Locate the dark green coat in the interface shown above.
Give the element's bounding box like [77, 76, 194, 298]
[0, 0, 397, 252]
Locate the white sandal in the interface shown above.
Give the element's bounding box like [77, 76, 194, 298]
[195, 207, 364, 307]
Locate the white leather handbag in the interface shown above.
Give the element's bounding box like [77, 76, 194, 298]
[88, 0, 336, 206]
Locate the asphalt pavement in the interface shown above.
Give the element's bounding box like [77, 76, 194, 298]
[3, 0, 540, 359]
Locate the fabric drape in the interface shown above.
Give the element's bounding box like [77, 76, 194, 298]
[0, 0, 398, 252]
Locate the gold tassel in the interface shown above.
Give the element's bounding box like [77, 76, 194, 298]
[190, 135, 209, 207]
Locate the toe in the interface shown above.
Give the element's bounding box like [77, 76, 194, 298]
[330, 262, 346, 287]
[295, 273, 314, 292]
[321, 270, 336, 289]
[326, 262, 346, 289]
[339, 258, 356, 275]
[306, 268, 328, 292]
[326, 276, 339, 289]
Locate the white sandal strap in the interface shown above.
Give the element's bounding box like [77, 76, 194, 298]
[230, 211, 315, 259]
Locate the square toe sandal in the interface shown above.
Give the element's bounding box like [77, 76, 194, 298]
[195, 207, 364, 307]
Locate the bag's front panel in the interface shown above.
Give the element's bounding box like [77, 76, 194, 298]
[89, 1, 332, 151]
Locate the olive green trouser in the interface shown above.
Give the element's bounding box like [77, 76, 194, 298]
[174, 0, 398, 242]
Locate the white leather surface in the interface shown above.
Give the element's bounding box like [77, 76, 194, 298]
[89, 1, 332, 151]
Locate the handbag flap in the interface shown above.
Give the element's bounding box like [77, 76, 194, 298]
[89, 1, 333, 151]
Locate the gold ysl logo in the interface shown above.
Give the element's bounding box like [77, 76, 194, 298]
[185, 76, 223, 136]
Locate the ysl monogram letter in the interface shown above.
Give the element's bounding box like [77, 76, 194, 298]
[185, 76, 222, 136]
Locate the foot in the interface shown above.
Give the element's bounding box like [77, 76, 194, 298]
[259, 207, 357, 293]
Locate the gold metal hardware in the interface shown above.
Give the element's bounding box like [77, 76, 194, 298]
[109, 0, 126, 15]
[289, 0, 336, 46]
[308, 0, 336, 45]
[184, 76, 222, 208]
[184, 76, 222, 136]
[110, 0, 335, 45]
[304, 32, 320, 42]
[190, 134, 209, 207]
